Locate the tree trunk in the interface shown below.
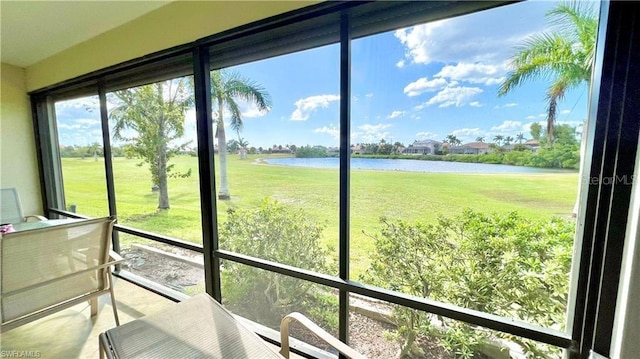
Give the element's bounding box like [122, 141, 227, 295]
[547, 96, 557, 146]
[157, 85, 170, 209]
[217, 96, 231, 200]
[158, 146, 170, 209]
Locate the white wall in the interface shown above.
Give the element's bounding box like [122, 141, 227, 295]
[0, 63, 43, 216]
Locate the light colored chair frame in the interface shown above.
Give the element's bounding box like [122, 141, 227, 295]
[1, 216, 123, 333]
[280, 312, 366, 359]
[0, 187, 47, 224]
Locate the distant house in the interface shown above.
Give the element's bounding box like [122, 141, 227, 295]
[448, 141, 490, 155]
[351, 144, 363, 154]
[524, 139, 540, 152]
[403, 139, 442, 155]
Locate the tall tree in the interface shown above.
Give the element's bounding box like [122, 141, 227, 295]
[493, 135, 504, 146]
[499, 1, 597, 145]
[237, 137, 249, 149]
[445, 134, 461, 146]
[504, 136, 514, 145]
[89, 142, 101, 161]
[211, 70, 271, 200]
[530, 123, 543, 141]
[475, 136, 485, 143]
[111, 78, 193, 209]
[516, 132, 526, 144]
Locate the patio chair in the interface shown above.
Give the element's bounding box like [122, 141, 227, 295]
[1, 216, 124, 332]
[99, 293, 366, 359]
[280, 312, 366, 359]
[0, 187, 47, 224]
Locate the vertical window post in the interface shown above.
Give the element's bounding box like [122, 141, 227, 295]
[98, 81, 120, 254]
[339, 11, 351, 350]
[193, 46, 221, 300]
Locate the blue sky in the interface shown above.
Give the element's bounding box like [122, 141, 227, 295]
[55, 1, 596, 149]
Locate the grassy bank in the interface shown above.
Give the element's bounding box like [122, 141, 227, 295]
[61, 155, 578, 276]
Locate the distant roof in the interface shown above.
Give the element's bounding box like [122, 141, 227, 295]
[412, 139, 442, 146]
[524, 139, 540, 146]
[461, 141, 490, 149]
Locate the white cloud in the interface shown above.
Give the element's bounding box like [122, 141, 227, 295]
[314, 124, 340, 140]
[538, 113, 547, 118]
[451, 128, 485, 142]
[238, 100, 268, 118]
[291, 94, 340, 121]
[353, 124, 392, 143]
[75, 119, 100, 126]
[394, 21, 445, 65]
[184, 109, 197, 125]
[359, 124, 391, 132]
[387, 110, 405, 119]
[557, 120, 586, 129]
[425, 86, 483, 108]
[469, 101, 483, 107]
[491, 120, 523, 133]
[434, 62, 507, 86]
[56, 97, 99, 110]
[396, 60, 405, 68]
[404, 77, 449, 97]
[393, 6, 545, 67]
[525, 115, 537, 120]
[58, 123, 82, 130]
[495, 103, 518, 109]
[416, 131, 438, 140]
[365, 93, 374, 98]
[561, 109, 571, 114]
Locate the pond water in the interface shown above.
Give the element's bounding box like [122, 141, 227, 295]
[263, 157, 574, 174]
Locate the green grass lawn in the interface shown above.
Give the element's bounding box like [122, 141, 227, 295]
[61, 155, 578, 276]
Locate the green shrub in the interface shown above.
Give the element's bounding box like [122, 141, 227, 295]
[219, 198, 337, 330]
[295, 145, 328, 158]
[363, 210, 574, 358]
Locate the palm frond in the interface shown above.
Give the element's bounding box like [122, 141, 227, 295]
[547, 1, 597, 38]
[226, 98, 243, 132]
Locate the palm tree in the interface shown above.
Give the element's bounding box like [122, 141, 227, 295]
[211, 70, 271, 200]
[493, 135, 504, 146]
[475, 136, 485, 143]
[504, 136, 514, 146]
[445, 134, 461, 146]
[237, 137, 249, 149]
[516, 132, 526, 144]
[89, 142, 101, 161]
[498, 1, 597, 146]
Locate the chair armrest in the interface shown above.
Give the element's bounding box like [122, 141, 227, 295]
[24, 215, 48, 222]
[280, 312, 366, 359]
[109, 250, 126, 265]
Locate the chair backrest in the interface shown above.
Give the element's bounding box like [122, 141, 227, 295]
[1, 216, 116, 323]
[0, 188, 24, 224]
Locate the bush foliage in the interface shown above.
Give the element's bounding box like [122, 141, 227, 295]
[363, 210, 575, 358]
[219, 198, 337, 330]
[218, 199, 574, 358]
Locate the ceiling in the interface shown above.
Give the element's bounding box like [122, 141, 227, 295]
[1, 1, 172, 67]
